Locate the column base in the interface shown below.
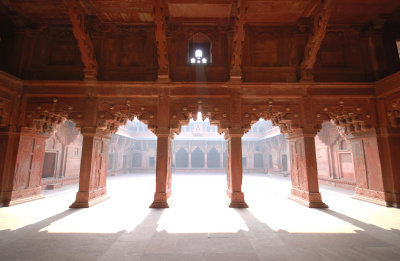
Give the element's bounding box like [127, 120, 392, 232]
[1, 194, 44, 207]
[150, 192, 172, 208]
[226, 190, 248, 208]
[1, 187, 44, 207]
[289, 188, 328, 208]
[352, 187, 397, 207]
[70, 188, 109, 208]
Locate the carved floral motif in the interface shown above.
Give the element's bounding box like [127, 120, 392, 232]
[386, 98, 400, 128]
[242, 100, 301, 134]
[314, 99, 374, 137]
[24, 98, 85, 135]
[97, 100, 157, 134]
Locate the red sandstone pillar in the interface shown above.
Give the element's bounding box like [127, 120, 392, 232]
[287, 129, 328, 208]
[70, 128, 110, 208]
[225, 129, 248, 208]
[150, 129, 173, 208]
[376, 129, 400, 207]
[374, 99, 400, 207]
[0, 129, 46, 206]
[347, 129, 397, 207]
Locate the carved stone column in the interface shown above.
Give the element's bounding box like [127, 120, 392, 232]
[225, 129, 248, 208]
[70, 128, 111, 208]
[0, 128, 47, 206]
[346, 129, 397, 207]
[150, 129, 173, 208]
[376, 129, 400, 207]
[374, 99, 400, 207]
[286, 129, 328, 208]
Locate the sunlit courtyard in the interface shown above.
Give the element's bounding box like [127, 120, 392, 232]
[1, 173, 400, 261]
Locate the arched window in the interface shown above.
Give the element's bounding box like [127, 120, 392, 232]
[188, 32, 211, 65]
[207, 147, 220, 168]
[176, 147, 189, 168]
[191, 147, 205, 168]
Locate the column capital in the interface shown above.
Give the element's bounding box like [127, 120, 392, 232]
[224, 128, 244, 139]
[285, 128, 317, 140]
[80, 127, 112, 139]
[154, 128, 174, 138]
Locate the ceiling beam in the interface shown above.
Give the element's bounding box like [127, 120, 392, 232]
[154, 0, 170, 81]
[300, 0, 335, 82]
[230, 0, 246, 81]
[0, 0, 31, 28]
[64, 0, 98, 81]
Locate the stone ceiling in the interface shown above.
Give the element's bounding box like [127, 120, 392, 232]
[1, 0, 399, 26]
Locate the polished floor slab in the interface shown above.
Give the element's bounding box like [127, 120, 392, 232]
[1, 173, 399, 261]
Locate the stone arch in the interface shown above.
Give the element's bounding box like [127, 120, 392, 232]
[176, 147, 189, 168]
[191, 147, 205, 168]
[207, 147, 220, 168]
[170, 99, 230, 135]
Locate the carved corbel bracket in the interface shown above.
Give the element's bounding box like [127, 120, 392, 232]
[97, 100, 157, 135]
[242, 100, 301, 135]
[0, 98, 11, 128]
[64, 0, 98, 80]
[313, 99, 375, 137]
[169, 99, 230, 135]
[154, 0, 170, 80]
[24, 97, 85, 135]
[385, 98, 400, 128]
[300, 0, 335, 82]
[230, 0, 247, 80]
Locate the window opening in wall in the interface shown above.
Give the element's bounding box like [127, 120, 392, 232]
[188, 33, 211, 65]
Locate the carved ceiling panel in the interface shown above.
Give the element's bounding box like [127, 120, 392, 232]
[330, 0, 400, 24]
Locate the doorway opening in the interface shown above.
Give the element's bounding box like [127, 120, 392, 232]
[315, 122, 356, 193]
[172, 112, 226, 207]
[242, 119, 291, 204]
[41, 120, 82, 192]
[106, 118, 157, 206]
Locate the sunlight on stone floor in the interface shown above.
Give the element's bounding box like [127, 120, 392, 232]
[1, 173, 400, 261]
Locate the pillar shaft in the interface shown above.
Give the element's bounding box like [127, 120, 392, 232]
[226, 131, 248, 208]
[70, 130, 110, 208]
[0, 129, 46, 206]
[348, 130, 396, 207]
[376, 130, 400, 207]
[287, 130, 328, 208]
[150, 132, 173, 208]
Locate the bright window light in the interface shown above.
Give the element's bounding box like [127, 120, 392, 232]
[195, 49, 203, 58]
[202, 58, 207, 63]
[190, 58, 196, 63]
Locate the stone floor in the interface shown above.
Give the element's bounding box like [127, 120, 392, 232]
[1, 173, 400, 261]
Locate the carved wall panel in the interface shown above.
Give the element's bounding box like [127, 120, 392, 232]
[26, 27, 84, 80]
[98, 27, 157, 81]
[314, 28, 368, 82]
[243, 27, 296, 82]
